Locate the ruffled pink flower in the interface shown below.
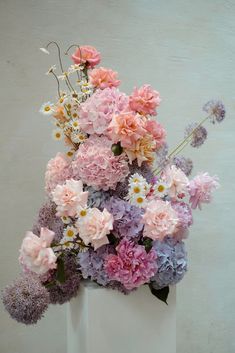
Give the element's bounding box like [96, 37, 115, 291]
[45, 153, 73, 194]
[142, 199, 179, 241]
[108, 112, 147, 148]
[79, 87, 129, 135]
[19, 227, 57, 275]
[171, 201, 193, 241]
[52, 179, 88, 217]
[105, 239, 157, 290]
[129, 84, 161, 116]
[76, 208, 113, 250]
[162, 165, 189, 199]
[145, 120, 166, 149]
[71, 45, 101, 68]
[89, 67, 120, 89]
[189, 172, 219, 209]
[72, 135, 129, 191]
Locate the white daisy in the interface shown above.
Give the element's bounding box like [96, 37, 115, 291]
[39, 102, 54, 115]
[59, 237, 74, 250]
[52, 128, 63, 141]
[63, 225, 77, 240]
[153, 181, 169, 197]
[70, 131, 87, 144]
[129, 194, 147, 208]
[66, 150, 75, 159]
[61, 215, 71, 224]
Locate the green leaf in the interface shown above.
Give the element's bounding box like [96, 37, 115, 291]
[111, 142, 123, 156]
[149, 283, 169, 305]
[142, 237, 153, 253]
[56, 258, 66, 283]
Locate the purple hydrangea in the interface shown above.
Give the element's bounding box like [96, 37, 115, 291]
[103, 197, 144, 239]
[185, 123, 208, 148]
[172, 155, 193, 176]
[203, 100, 226, 124]
[2, 275, 50, 325]
[85, 186, 110, 209]
[151, 237, 187, 289]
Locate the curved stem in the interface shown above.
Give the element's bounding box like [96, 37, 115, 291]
[51, 71, 61, 98]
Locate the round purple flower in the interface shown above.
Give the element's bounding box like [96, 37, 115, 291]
[172, 155, 193, 176]
[203, 100, 226, 124]
[185, 123, 207, 148]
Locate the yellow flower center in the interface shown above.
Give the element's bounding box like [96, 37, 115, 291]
[136, 197, 144, 204]
[67, 229, 74, 237]
[67, 151, 74, 157]
[55, 132, 61, 138]
[80, 210, 87, 217]
[133, 186, 141, 193]
[44, 106, 51, 111]
[157, 185, 165, 192]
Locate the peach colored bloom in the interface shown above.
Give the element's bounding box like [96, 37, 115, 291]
[71, 45, 101, 68]
[89, 67, 120, 89]
[19, 227, 57, 275]
[125, 134, 156, 167]
[142, 200, 179, 241]
[129, 84, 161, 116]
[76, 208, 113, 250]
[108, 112, 147, 148]
[52, 179, 88, 217]
[145, 120, 166, 149]
[162, 165, 189, 199]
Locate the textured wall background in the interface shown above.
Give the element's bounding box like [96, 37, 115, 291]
[0, 0, 234, 352]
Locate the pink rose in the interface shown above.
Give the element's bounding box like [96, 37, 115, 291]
[162, 165, 189, 199]
[71, 45, 101, 68]
[189, 172, 219, 209]
[76, 208, 113, 250]
[129, 84, 161, 116]
[89, 67, 120, 89]
[145, 120, 166, 149]
[19, 227, 57, 275]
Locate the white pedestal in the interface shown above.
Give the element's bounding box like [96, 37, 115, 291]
[67, 282, 176, 353]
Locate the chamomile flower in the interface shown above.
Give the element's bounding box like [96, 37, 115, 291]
[68, 64, 84, 73]
[52, 128, 63, 141]
[59, 237, 74, 250]
[66, 150, 75, 159]
[129, 194, 147, 208]
[69, 119, 80, 130]
[63, 225, 77, 240]
[39, 102, 54, 115]
[77, 207, 89, 218]
[153, 181, 169, 198]
[61, 215, 71, 224]
[70, 131, 87, 144]
[129, 173, 147, 185]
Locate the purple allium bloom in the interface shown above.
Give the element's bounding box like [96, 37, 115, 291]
[2, 275, 49, 325]
[151, 237, 187, 289]
[47, 254, 80, 304]
[32, 201, 64, 242]
[172, 155, 193, 176]
[203, 100, 226, 124]
[85, 186, 110, 209]
[78, 245, 115, 286]
[185, 123, 207, 148]
[103, 197, 143, 239]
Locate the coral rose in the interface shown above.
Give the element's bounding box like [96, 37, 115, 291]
[89, 67, 120, 89]
[71, 45, 101, 68]
[129, 84, 161, 116]
[145, 120, 166, 149]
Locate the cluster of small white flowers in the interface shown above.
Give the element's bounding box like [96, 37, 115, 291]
[126, 173, 151, 208]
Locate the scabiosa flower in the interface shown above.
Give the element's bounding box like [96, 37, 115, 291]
[78, 245, 115, 286]
[105, 239, 157, 290]
[72, 135, 129, 191]
[203, 100, 226, 124]
[172, 155, 193, 176]
[129, 84, 161, 116]
[79, 87, 129, 135]
[102, 197, 144, 239]
[189, 172, 219, 209]
[2, 275, 50, 325]
[151, 237, 187, 289]
[185, 123, 208, 148]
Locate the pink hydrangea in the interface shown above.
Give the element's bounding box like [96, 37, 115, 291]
[189, 172, 219, 209]
[52, 179, 88, 217]
[76, 208, 113, 250]
[108, 112, 147, 148]
[129, 84, 161, 116]
[79, 87, 129, 135]
[71, 45, 101, 68]
[145, 120, 166, 149]
[105, 239, 157, 290]
[142, 199, 179, 241]
[19, 227, 57, 275]
[89, 67, 120, 89]
[72, 135, 129, 191]
[162, 165, 189, 199]
[45, 153, 73, 194]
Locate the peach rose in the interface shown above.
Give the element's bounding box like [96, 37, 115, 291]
[71, 45, 101, 68]
[145, 120, 166, 149]
[89, 67, 120, 89]
[129, 84, 161, 116]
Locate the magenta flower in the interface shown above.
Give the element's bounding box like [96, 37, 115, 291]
[189, 172, 219, 209]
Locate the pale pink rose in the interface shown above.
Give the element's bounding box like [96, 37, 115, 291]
[162, 165, 189, 199]
[108, 112, 147, 148]
[76, 208, 113, 250]
[71, 45, 101, 68]
[19, 227, 57, 275]
[52, 179, 88, 217]
[45, 153, 73, 194]
[142, 199, 179, 241]
[89, 67, 120, 89]
[189, 172, 219, 209]
[145, 120, 166, 149]
[129, 84, 161, 116]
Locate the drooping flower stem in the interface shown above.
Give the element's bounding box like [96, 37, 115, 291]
[51, 71, 61, 98]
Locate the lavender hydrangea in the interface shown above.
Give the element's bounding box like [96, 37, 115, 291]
[2, 275, 49, 325]
[78, 245, 115, 286]
[151, 237, 187, 289]
[185, 123, 208, 148]
[172, 155, 193, 176]
[85, 186, 110, 209]
[103, 197, 143, 239]
[203, 100, 226, 124]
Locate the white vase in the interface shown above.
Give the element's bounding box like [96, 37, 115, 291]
[67, 282, 176, 353]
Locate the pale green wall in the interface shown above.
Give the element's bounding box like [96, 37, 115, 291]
[0, 0, 234, 352]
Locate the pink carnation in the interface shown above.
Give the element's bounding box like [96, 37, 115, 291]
[71, 45, 101, 68]
[72, 135, 129, 191]
[108, 112, 147, 148]
[76, 208, 113, 250]
[89, 67, 120, 89]
[162, 165, 189, 199]
[189, 172, 219, 209]
[129, 84, 161, 116]
[79, 87, 129, 135]
[105, 239, 157, 290]
[52, 179, 88, 217]
[142, 199, 179, 241]
[45, 153, 73, 194]
[145, 120, 166, 149]
[19, 227, 57, 275]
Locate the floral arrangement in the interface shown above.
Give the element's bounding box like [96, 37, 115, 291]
[2, 42, 225, 325]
